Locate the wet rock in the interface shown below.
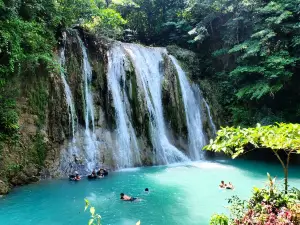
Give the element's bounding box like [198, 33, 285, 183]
[0, 180, 9, 195]
[10, 172, 29, 186]
[23, 165, 39, 177]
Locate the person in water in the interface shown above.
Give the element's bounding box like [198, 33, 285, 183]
[120, 193, 137, 201]
[226, 182, 234, 190]
[91, 169, 96, 177]
[219, 181, 226, 188]
[74, 173, 81, 181]
[145, 188, 149, 193]
[97, 168, 108, 176]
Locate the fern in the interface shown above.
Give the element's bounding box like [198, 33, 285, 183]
[292, 36, 300, 47]
[229, 40, 255, 53]
[236, 82, 271, 100]
[230, 66, 265, 77]
[212, 48, 229, 57]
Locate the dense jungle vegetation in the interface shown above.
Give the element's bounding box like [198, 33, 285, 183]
[0, 0, 300, 140]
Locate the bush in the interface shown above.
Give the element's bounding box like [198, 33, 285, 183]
[210, 214, 229, 225]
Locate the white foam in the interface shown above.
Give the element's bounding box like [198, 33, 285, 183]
[191, 161, 232, 169]
[117, 167, 141, 172]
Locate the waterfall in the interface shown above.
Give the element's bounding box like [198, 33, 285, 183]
[107, 45, 141, 168]
[57, 32, 216, 174]
[59, 37, 77, 137]
[123, 44, 189, 164]
[78, 38, 95, 132]
[203, 98, 217, 136]
[77, 34, 98, 171]
[170, 56, 206, 160]
[59, 34, 81, 175]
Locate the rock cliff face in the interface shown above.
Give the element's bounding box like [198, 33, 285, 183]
[0, 30, 218, 194]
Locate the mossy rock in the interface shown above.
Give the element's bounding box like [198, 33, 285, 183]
[0, 180, 9, 195]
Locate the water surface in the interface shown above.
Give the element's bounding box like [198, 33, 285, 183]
[0, 159, 299, 225]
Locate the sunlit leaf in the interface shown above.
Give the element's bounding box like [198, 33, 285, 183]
[90, 207, 95, 216]
[88, 219, 94, 225]
[84, 199, 90, 211]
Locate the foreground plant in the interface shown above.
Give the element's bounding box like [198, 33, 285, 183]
[84, 199, 101, 225]
[204, 123, 300, 193]
[84, 199, 141, 225]
[210, 214, 229, 225]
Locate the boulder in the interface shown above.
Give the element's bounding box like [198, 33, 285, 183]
[23, 165, 39, 177]
[0, 180, 9, 195]
[10, 172, 29, 186]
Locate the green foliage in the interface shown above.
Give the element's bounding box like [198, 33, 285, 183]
[114, 0, 187, 44]
[34, 132, 46, 166]
[210, 214, 229, 225]
[205, 122, 300, 192]
[204, 123, 300, 157]
[226, 0, 300, 112]
[83, 8, 126, 38]
[227, 195, 247, 223]
[28, 80, 48, 127]
[0, 99, 19, 135]
[84, 199, 102, 225]
[6, 163, 23, 173]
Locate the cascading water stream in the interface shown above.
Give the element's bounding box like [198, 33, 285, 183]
[77, 34, 98, 171]
[58, 35, 216, 173]
[77, 38, 95, 132]
[203, 99, 217, 136]
[58, 33, 81, 175]
[59, 36, 77, 137]
[107, 45, 141, 168]
[170, 56, 207, 160]
[123, 44, 189, 164]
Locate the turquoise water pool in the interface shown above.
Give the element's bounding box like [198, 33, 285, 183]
[0, 160, 299, 225]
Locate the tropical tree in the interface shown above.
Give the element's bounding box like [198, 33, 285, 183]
[204, 123, 300, 193]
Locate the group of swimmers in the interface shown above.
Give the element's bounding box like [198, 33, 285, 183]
[69, 168, 108, 181]
[219, 181, 234, 190]
[120, 188, 149, 202]
[88, 169, 108, 179]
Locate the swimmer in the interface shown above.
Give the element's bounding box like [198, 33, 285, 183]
[219, 181, 226, 188]
[120, 193, 138, 201]
[145, 188, 149, 193]
[226, 182, 234, 190]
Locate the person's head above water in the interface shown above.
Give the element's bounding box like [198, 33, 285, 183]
[221, 181, 224, 184]
[145, 188, 149, 192]
[120, 193, 124, 199]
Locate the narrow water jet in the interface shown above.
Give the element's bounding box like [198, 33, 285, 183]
[170, 56, 206, 160]
[203, 98, 217, 136]
[123, 44, 189, 164]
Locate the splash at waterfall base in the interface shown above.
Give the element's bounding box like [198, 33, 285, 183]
[50, 30, 218, 177]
